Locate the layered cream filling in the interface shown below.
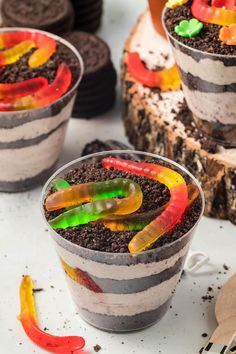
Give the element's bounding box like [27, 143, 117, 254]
[172, 46, 236, 86]
[182, 83, 236, 125]
[66, 272, 181, 316]
[0, 124, 67, 182]
[0, 102, 72, 143]
[55, 242, 189, 280]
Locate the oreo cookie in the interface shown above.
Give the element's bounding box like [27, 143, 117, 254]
[64, 31, 117, 118]
[1, 0, 74, 35]
[81, 139, 132, 156]
[72, 91, 116, 119]
[71, 0, 103, 33]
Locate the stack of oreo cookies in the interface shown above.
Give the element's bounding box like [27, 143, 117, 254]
[1, 0, 74, 35]
[64, 31, 117, 119]
[70, 0, 103, 33]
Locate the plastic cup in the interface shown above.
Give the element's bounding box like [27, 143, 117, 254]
[41, 150, 204, 333]
[162, 10, 236, 146]
[0, 27, 84, 192]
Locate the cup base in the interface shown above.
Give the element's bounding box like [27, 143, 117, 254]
[193, 114, 236, 148]
[74, 298, 172, 333]
[0, 161, 58, 193]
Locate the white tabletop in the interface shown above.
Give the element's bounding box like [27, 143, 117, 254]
[0, 1, 236, 353]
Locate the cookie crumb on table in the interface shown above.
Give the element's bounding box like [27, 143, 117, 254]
[93, 344, 102, 352]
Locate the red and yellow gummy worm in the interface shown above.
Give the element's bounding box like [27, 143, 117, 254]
[102, 157, 188, 253]
[18, 275, 85, 353]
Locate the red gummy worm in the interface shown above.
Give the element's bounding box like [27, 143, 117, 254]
[0, 31, 56, 67]
[32, 63, 72, 107]
[212, 0, 236, 11]
[61, 258, 103, 293]
[102, 157, 188, 252]
[127, 52, 180, 91]
[18, 276, 85, 353]
[191, 0, 236, 26]
[0, 63, 72, 111]
[0, 77, 48, 99]
[0, 31, 56, 53]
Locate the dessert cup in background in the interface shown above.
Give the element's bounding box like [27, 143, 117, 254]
[41, 151, 204, 333]
[162, 10, 236, 146]
[0, 28, 83, 192]
[148, 0, 167, 37]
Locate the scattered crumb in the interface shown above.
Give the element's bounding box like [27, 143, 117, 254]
[207, 287, 213, 292]
[201, 295, 214, 303]
[202, 333, 208, 338]
[223, 264, 229, 271]
[33, 288, 44, 293]
[93, 344, 102, 352]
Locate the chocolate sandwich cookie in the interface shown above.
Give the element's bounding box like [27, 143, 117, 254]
[1, 0, 74, 35]
[78, 70, 117, 98]
[81, 139, 132, 156]
[74, 92, 116, 118]
[71, 0, 103, 33]
[64, 31, 117, 118]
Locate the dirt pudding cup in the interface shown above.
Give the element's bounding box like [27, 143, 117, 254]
[41, 151, 204, 332]
[163, 2, 236, 146]
[0, 28, 83, 192]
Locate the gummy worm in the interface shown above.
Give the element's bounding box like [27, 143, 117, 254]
[102, 158, 188, 253]
[46, 178, 143, 213]
[0, 40, 35, 66]
[0, 77, 48, 99]
[127, 52, 181, 91]
[18, 275, 85, 353]
[50, 177, 157, 231]
[0, 63, 72, 111]
[0, 31, 56, 67]
[49, 178, 198, 232]
[102, 183, 199, 231]
[47, 178, 143, 229]
[51, 178, 70, 191]
[49, 198, 118, 229]
[61, 259, 103, 293]
[212, 0, 236, 11]
[191, 0, 236, 26]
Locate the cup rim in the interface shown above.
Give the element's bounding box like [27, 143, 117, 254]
[161, 7, 236, 59]
[0, 27, 84, 114]
[40, 150, 205, 257]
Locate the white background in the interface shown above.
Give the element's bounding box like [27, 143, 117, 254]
[0, 1, 236, 353]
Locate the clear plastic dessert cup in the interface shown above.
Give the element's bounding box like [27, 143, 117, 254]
[162, 10, 236, 146]
[0, 27, 84, 192]
[41, 150, 205, 333]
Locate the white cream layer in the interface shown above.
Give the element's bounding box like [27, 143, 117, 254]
[182, 83, 236, 125]
[0, 102, 72, 143]
[172, 46, 236, 86]
[0, 124, 67, 182]
[66, 272, 181, 316]
[55, 242, 189, 280]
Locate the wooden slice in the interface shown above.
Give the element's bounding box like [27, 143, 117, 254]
[121, 11, 236, 224]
